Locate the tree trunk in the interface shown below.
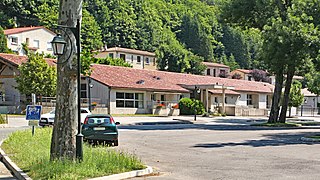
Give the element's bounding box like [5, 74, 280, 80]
[50, 0, 82, 161]
[268, 69, 284, 123]
[279, 67, 295, 123]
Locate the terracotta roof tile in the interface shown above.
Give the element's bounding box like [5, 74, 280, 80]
[90, 64, 274, 94]
[102, 47, 155, 56]
[202, 62, 230, 68]
[0, 53, 56, 67]
[4, 26, 55, 36]
[233, 69, 252, 74]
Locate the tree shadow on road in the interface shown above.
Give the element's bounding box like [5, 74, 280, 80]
[192, 132, 320, 148]
[119, 123, 320, 132]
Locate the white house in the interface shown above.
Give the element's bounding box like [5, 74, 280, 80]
[95, 47, 157, 70]
[203, 62, 230, 77]
[4, 26, 56, 56]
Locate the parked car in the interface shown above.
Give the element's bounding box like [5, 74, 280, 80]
[82, 114, 120, 146]
[39, 108, 92, 127]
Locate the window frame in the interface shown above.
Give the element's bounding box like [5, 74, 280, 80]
[116, 92, 144, 108]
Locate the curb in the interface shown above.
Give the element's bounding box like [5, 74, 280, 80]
[0, 140, 154, 180]
[0, 140, 32, 180]
[88, 166, 153, 180]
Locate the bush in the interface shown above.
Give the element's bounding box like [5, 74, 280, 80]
[179, 98, 205, 115]
[0, 114, 5, 124]
[179, 98, 194, 115]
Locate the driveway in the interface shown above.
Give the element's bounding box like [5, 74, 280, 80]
[116, 120, 320, 180]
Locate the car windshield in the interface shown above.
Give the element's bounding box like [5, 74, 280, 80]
[49, 110, 55, 114]
[87, 117, 112, 125]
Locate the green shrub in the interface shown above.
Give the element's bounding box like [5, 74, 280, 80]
[179, 98, 205, 115]
[179, 98, 194, 115]
[0, 114, 5, 124]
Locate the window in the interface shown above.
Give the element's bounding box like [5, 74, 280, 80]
[248, 76, 252, 81]
[225, 97, 227, 103]
[137, 56, 141, 63]
[151, 94, 155, 101]
[26, 38, 30, 46]
[33, 40, 40, 49]
[213, 69, 216, 77]
[120, 54, 125, 60]
[116, 92, 144, 108]
[145, 57, 150, 64]
[161, 95, 166, 102]
[207, 69, 211, 75]
[247, 94, 253, 105]
[179, 95, 184, 99]
[80, 84, 87, 98]
[131, 55, 134, 63]
[214, 97, 218, 103]
[109, 53, 114, 58]
[47, 42, 52, 51]
[11, 37, 18, 45]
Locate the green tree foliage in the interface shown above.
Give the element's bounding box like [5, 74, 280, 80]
[307, 73, 320, 97]
[15, 53, 57, 97]
[94, 57, 132, 68]
[179, 98, 205, 115]
[81, 9, 103, 52]
[0, 26, 9, 53]
[289, 80, 304, 108]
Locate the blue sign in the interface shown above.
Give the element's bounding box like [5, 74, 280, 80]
[26, 105, 42, 120]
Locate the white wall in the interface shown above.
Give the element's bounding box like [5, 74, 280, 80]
[258, 94, 267, 109]
[6, 28, 55, 55]
[238, 93, 247, 106]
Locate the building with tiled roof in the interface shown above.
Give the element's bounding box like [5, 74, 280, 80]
[4, 26, 56, 56]
[88, 64, 273, 115]
[0, 53, 274, 116]
[0, 53, 56, 113]
[95, 47, 157, 70]
[202, 62, 230, 78]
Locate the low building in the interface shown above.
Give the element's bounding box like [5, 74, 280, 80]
[4, 26, 56, 56]
[203, 62, 230, 77]
[0, 53, 274, 116]
[0, 53, 56, 113]
[95, 47, 157, 70]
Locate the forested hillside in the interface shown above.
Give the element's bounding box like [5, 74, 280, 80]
[0, 0, 263, 74]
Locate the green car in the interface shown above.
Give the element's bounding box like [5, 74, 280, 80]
[82, 114, 120, 146]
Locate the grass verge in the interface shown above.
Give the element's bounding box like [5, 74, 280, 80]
[0, 114, 6, 124]
[1, 128, 145, 180]
[251, 122, 302, 127]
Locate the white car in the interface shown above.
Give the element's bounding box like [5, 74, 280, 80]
[39, 108, 92, 126]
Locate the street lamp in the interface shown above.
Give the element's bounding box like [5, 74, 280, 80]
[51, 19, 83, 161]
[87, 76, 94, 111]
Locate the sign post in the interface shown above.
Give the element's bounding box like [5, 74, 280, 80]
[26, 105, 42, 136]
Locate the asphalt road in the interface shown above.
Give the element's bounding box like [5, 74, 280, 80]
[117, 123, 320, 180]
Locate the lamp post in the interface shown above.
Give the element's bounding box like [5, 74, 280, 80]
[51, 19, 83, 161]
[194, 86, 200, 121]
[87, 76, 94, 111]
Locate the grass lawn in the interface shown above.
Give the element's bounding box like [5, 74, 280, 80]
[251, 122, 302, 127]
[1, 128, 145, 180]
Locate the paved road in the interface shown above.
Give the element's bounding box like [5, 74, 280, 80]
[117, 123, 320, 180]
[0, 116, 28, 180]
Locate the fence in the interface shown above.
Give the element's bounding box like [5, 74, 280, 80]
[296, 105, 320, 117]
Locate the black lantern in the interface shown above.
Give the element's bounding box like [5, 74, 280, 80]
[51, 34, 67, 56]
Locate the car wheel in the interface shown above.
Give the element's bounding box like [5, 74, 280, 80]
[114, 140, 119, 146]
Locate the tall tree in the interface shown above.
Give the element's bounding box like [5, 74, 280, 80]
[50, 0, 82, 161]
[0, 26, 9, 53]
